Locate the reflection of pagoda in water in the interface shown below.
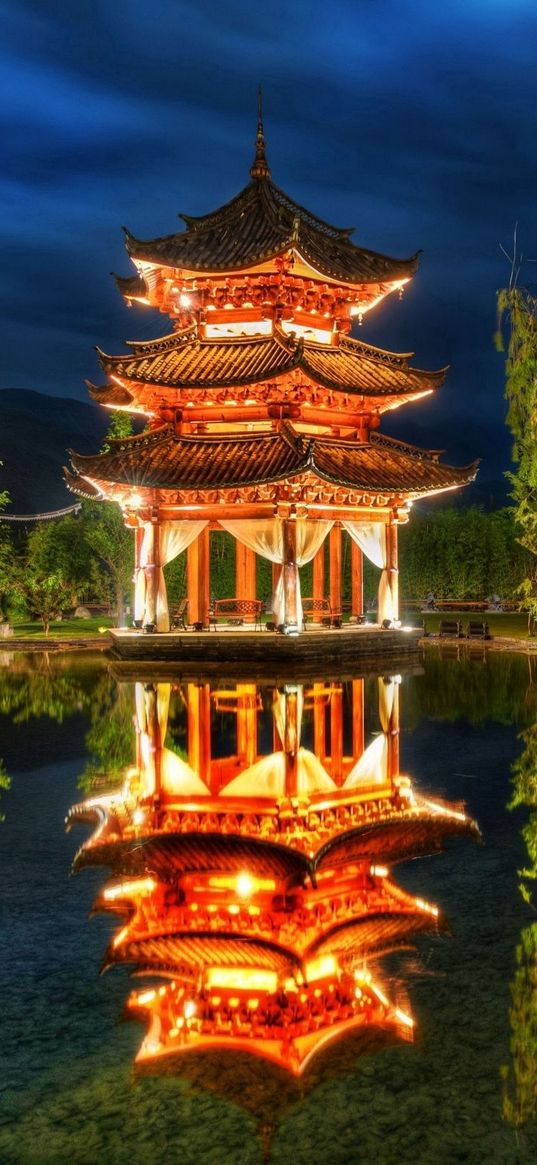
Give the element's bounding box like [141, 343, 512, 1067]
[68, 673, 478, 1081]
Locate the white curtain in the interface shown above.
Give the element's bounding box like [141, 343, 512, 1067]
[378, 676, 396, 732]
[295, 519, 334, 628]
[220, 518, 332, 629]
[342, 520, 395, 624]
[222, 684, 335, 798]
[219, 517, 285, 622]
[221, 749, 336, 798]
[138, 520, 208, 631]
[134, 525, 153, 623]
[153, 680, 210, 796]
[134, 681, 157, 798]
[343, 733, 388, 788]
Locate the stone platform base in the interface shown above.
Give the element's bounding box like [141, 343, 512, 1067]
[108, 625, 421, 680]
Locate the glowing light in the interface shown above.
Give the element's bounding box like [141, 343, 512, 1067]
[183, 1000, 197, 1020]
[179, 293, 191, 308]
[422, 797, 468, 823]
[415, 897, 439, 917]
[305, 955, 337, 982]
[112, 925, 129, 948]
[395, 1008, 414, 1028]
[133, 808, 145, 825]
[103, 877, 156, 901]
[206, 967, 278, 992]
[236, 873, 254, 898]
[135, 990, 156, 1006]
[208, 874, 276, 894]
[370, 865, 388, 877]
[127, 493, 142, 509]
[371, 984, 390, 1008]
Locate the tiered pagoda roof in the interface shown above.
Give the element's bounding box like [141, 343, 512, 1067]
[66, 424, 478, 504]
[90, 327, 446, 414]
[121, 174, 419, 285]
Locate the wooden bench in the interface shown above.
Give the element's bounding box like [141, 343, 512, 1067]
[210, 598, 263, 631]
[170, 597, 189, 631]
[466, 621, 491, 640]
[436, 601, 489, 612]
[302, 597, 342, 628]
[439, 619, 463, 638]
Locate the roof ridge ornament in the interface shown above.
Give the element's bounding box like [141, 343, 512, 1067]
[250, 86, 271, 180]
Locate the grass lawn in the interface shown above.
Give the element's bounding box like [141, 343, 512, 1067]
[10, 615, 116, 638]
[5, 610, 534, 642]
[414, 609, 531, 640]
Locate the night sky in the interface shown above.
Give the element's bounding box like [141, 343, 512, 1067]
[2, 0, 537, 459]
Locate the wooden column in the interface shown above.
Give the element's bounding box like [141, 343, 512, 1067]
[272, 563, 282, 626]
[312, 544, 325, 623]
[283, 685, 299, 799]
[313, 684, 326, 763]
[145, 521, 159, 629]
[329, 524, 342, 619]
[199, 683, 212, 785]
[198, 526, 210, 628]
[330, 684, 344, 786]
[144, 684, 161, 815]
[351, 540, 363, 619]
[387, 519, 399, 622]
[352, 679, 365, 759]
[187, 682, 201, 776]
[188, 528, 210, 626]
[187, 537, 200, 625]
[134, 525, 144, 625]
[236, 543, 257, 621]
[283, 520, 298, 629]
[237, 684, 258, 767]
[388, 680, 400, 781]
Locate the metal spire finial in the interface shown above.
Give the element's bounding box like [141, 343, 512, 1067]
[250, 86, 271, 179]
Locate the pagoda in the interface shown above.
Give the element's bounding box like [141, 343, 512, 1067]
[68, 672, 479, 1084]
[66, 104, 477, 634]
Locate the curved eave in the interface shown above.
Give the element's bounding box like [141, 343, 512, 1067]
[123, 176, 420, 287]
[66, 427, 479, 500]
[70, 805, 479, 882]
[126, 234, 418, 286]
[63, 467, 101, 500]
[113, 272, 148, 300]
[105, 931, 302, 977]
[96, 331, 447, 398]
[86, 380, 134, 408]
[71, 830, 312, 883]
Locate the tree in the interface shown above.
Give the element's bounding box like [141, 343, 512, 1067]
[496, 288, 537, 631]
[81, 411, 135, 626]
[81, 502, 133, 625]
[0, 464, 14, 621]
[25, 516, 99, 599]
[0, 758, 10, 822]
[17, 571, 74, 635]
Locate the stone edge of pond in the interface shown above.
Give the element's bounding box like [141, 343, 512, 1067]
[420, 634, 537, 653]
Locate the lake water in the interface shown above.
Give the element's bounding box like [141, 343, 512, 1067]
[1, 648, 536, 1165]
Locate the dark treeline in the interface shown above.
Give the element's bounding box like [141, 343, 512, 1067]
[396, 507, 531, 601]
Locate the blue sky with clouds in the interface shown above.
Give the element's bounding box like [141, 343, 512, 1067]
[2, 0, 537, 454]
